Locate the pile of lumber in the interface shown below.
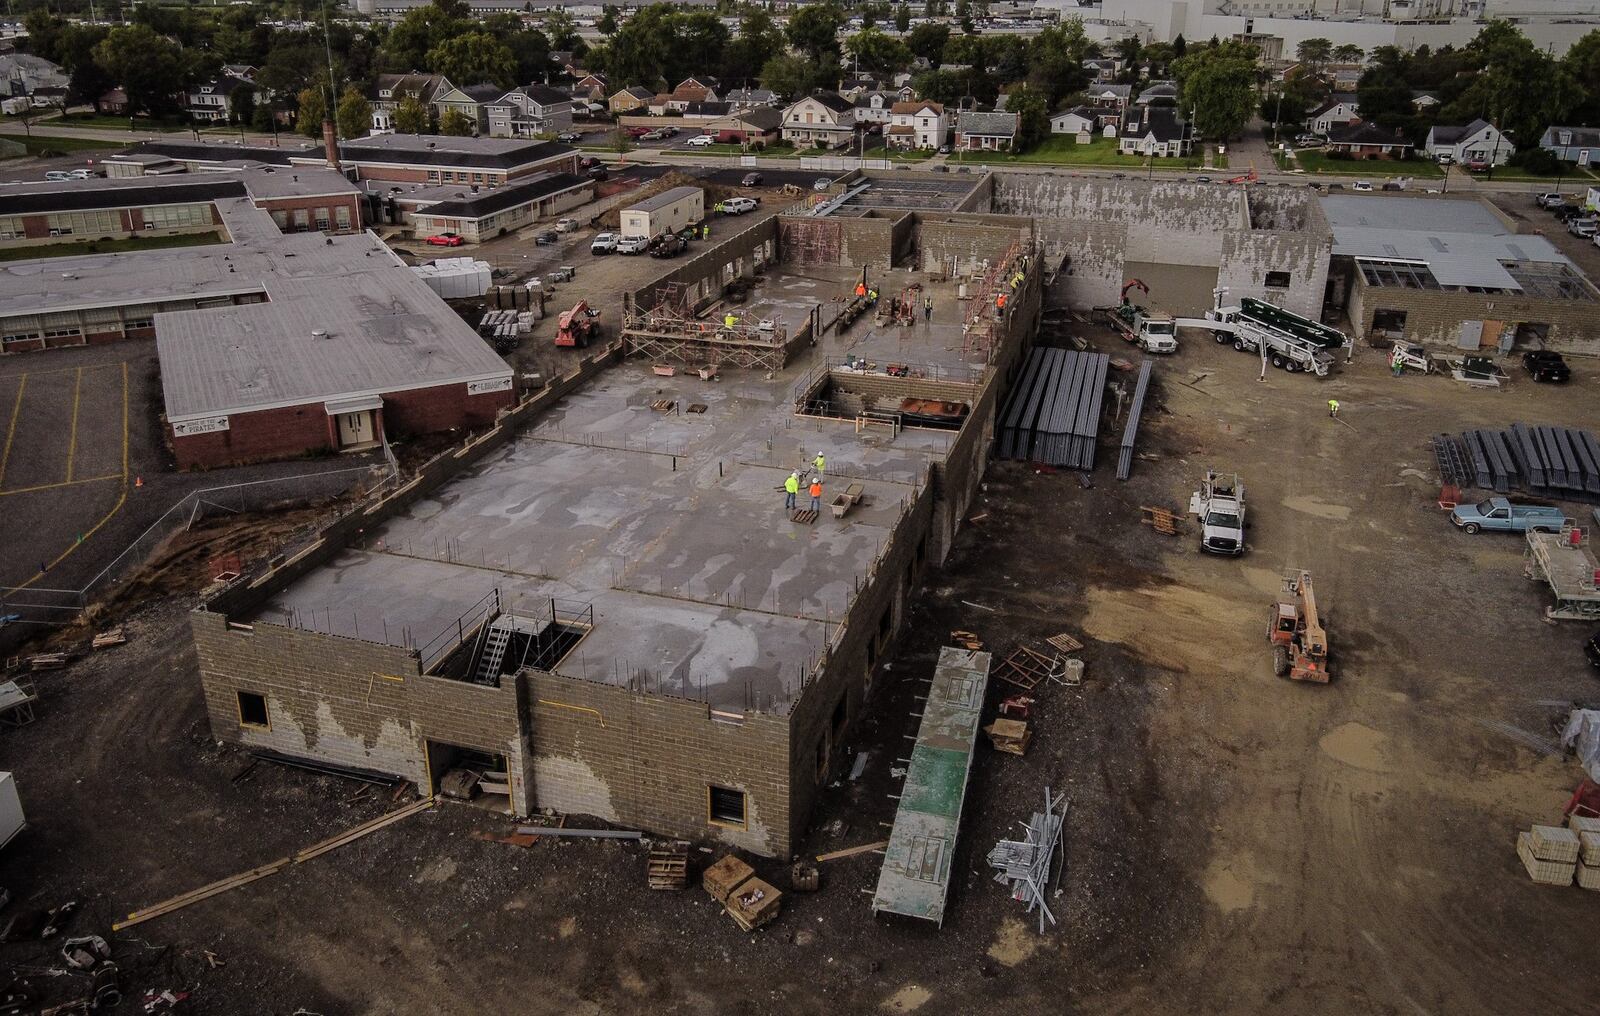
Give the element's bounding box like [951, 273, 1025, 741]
[984, 718, 1031, 756]
[1515, 818, 1600, 889]
[702, 854, 782, 931]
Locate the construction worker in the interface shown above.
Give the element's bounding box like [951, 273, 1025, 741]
[784, 471, 800, 510]
[1328, 398, 1340, 418]
[809, 475, 823, 512]
[701, 223, 710, 240]
[867, 287, 878, 304]
[855, 281, 867, 299]
[924, 296, 933, 321]
[996, 292, 1008, 313]
[725, 312, 738, 330]
[714, 201, 725, 214]
[813, 451, 826, 476]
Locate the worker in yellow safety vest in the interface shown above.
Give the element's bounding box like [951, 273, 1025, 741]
[784, 471, 800, 510]
[725, 313, 738, 329]
[813, 451, 826, 475]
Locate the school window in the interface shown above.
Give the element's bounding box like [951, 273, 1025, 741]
[270, 210, 289, 230]
[237, 691, 269, 729]
[43, 326, 81, 339]
[314, 207, 330, 230]
[334, 205, 352, 230]
[0, 216, 22, 239]
[708, 785, 746, 827]
[1265, 271, 1291, 289]
[124, 318, 153, 331]
[141, 203, 210, 230]
[292, 209, 309, 231]
[427, 170, 441, 183]
[2, 332, 39, 347]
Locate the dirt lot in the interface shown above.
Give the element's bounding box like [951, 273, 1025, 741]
[2, 323, 1598, 1014]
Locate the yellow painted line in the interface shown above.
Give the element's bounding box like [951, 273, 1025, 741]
[0, 473, 122, 497]
[64, 366, 83, 482]
[11, 361, 132, 590]
[0, 373, 23, 488]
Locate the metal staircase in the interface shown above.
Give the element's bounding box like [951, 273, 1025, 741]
[474, 620, 513, 685]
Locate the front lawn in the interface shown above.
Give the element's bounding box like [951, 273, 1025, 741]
[1288, 149, 1443, 179]
[0, 132, 126, 155]
[956, 136, 1222, 170]
[862, 145, 933, 162]
[55, 112, 186, 132]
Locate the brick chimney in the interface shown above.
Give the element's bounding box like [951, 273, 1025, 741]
[322, 118, 340, 171]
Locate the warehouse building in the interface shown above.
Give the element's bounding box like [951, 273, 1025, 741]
[620, 186, 704, 240]
[1323, 194, 1600, 354]
[382, 172, 593, 241]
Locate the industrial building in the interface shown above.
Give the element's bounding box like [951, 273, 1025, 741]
[388, 172, 594, 242]
[1323, 194, 1600, 354]
[0, 172, 514, 466]
[619, 186, 704, 240]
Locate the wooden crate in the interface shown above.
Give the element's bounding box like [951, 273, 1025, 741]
[702, 854, 754, 904]
[648, 842, 689, 891]
[726, 876, 782, 931]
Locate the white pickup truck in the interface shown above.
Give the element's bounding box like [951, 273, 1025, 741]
[1189, 470, 1246, 555]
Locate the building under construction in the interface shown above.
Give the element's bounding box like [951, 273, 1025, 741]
[191, 169, 1045, 858]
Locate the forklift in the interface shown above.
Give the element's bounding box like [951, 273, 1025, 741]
[1268, 569, 1330, 683]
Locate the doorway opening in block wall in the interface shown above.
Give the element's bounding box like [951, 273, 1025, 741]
[427, 740, 512, 814]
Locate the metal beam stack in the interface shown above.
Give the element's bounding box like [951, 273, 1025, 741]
[1116, 360, 1154, 481]
[997, 348, 1109, 469]
[985, 787, 1068, 935]
[1436, 424, 1600, 502]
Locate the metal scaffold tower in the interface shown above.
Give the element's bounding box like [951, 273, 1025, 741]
[622, 283, 792, 371]
[962, 240, 1026, 363]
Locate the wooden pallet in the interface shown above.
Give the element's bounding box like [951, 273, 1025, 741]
[791, 508, 819, 524]
[950, 629, 983, 651]
[1045, 632, 1082, 654]
[648, 841, 689, 890]
[1140, 506, 1181, 536]
[993, 645, 1063, 691]
[649, 398, 676, 412]
[686, 403, 708, 414]
[92, 627, 126, 650]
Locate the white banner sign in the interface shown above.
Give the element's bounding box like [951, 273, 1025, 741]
[172, 416, 230, 436]
[468, 377, 513, 395]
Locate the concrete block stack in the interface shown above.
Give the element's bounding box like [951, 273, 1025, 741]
[1516, 823, 1581, 886]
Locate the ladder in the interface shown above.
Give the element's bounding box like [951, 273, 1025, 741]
[474, 621, 512, 684]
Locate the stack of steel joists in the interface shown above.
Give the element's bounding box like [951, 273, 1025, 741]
[996, 348, 1110, 469]
[1446, 424, 1600, 502]
[1116, 361, 1154, 481]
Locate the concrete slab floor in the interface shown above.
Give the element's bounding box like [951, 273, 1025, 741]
[254, 275, 982, 710]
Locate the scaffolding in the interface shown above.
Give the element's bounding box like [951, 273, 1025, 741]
[779, 217, 844, 267]
[622, 282, 792, 371]
[962, 240, 1026, 363]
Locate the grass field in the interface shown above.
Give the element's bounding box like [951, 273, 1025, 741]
[0, 231, 225, 262]
[862, 145, 932, 162]
[955, 136, 1220, 170]
[0, 133, 126, 155]
[1285, 149, 1444, 179]
[55, 112, 186, 132]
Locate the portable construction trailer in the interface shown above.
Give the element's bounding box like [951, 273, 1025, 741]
[620, 186, 704, 240]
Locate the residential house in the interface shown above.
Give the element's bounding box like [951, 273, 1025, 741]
[370, 73, 447, 132]
[222, 64, 257, 83]
[838, 77, 881, 101]
[1307, 95, 1360, 137]
[1082, 57, 1118, 83]
[434, 82, 505, 134]
[887, 101, 947, 150]
[1137, 81, 1179, 106]
[487, 84, 574, 138]
[1325, 122, 1413, 159]
[1425, 119, 1514, 167]
[682, 101, 731, 120]
[954, 110, 1018, 152]
[1540, 126, 1600, 167]
[1084, 83, 1132, 127]
[0, 53, 67, 100]
[1118, 105, 1191, 158]
[609, 85, 654, 115]
[724, 86, 778, 111]
[1050, 106, 1101, 139]
[780, 93, 857, 150]
[570, 73, 608, 103]
[701, 106, 782, 145]
[185, 78, 248, 124]
[854, 90, 900, 126]
[95, 87, 128, 116]
[666, 77, 719, 112]
[1410, 91, 1440, 112]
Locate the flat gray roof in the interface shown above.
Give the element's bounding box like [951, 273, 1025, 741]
[1322, 194, 1577, 291]
[250, 269, 989, 711]
[626, 186, 703, 213]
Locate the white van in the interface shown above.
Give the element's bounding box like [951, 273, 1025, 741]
[1352, 180, 1373, 192]
[44, 171, 72, 182]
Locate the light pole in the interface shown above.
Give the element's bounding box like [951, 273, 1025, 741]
[1272, 88, 1283, 146]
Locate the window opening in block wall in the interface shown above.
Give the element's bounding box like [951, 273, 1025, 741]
[708, 785, 747, 828]
[236, 691, 269, 729]
[1265, 271, 1291, 289]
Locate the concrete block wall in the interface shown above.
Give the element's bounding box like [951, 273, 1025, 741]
[917, 217, 1030, 275]
[1348, 276, 1600, 353]
[630, 217, 779, 313]
[838, 216, 894, 269]
[383, 381, 515, 438]
[522, 671, 791, 855]
[1218, 229, 1331, 321]
[193, 611, 530, 808]
[1035, 218, 1127, 310]
[828, 371, 981, 404]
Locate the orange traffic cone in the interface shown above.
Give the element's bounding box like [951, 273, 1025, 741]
[135, 476, 143, 488]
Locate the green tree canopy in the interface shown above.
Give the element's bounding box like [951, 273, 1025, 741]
[847, 28, 912, 77]
[427, 32, 517, 88]
[394, 93, 430, 134]
[336, 85, 371, 139]
[439, 106, 476, 136]
[93, 25, 190, 117]
[296, 86, 327, 138]
[1174, 40, 1259, 141]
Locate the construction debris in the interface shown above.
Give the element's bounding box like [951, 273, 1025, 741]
[1115, 360, 1154, 481]
[814, 840, 888, 863]
[950, 630, 983, 651]
[788, 863, 819, 892]
[91, 627, 126, 650]
[1140, 505, 1181, 536]
[26, 653, 69, 671]
[986, 788, 1068, 934]
[1044, 633, 1082, 654]
[702, 855, 782, 931]
[512, 825, 642, 840]
[1517, 828, 1577, 886]
[984, 718, 1031, 756]
[993, 645, 1065, 691]
[647, 841, 689, 890]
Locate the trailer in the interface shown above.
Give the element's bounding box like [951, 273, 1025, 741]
[0, 772, 23, 850]
[1524, 525, 1600, 621]
[1176, 290, 1352, 378]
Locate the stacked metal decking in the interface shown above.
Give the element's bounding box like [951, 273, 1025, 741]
[1115, 360, 1154, 481]
[997, 348, 1110, 469]
[1434, 425, 1600, 501]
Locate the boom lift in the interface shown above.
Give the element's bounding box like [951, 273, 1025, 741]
[555, 300, 601, 348]
[1099, 278, 1178, 353]
[1268, 570, 1330, 683]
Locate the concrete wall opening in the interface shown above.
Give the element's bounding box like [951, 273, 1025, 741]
[236, 690, 269, 729]
[708, 785, 747, 828]
[430, 598, 594, 685]
[1371, 308, 1408, 340]
[1265, 271, 1292, 290]
[795, 367, 977, 431]
[428, 741, 512, 813]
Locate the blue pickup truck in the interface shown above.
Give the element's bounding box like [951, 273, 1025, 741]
[1450, 497, 1566, 535]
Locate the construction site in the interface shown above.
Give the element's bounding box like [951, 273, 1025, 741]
[2, 167, 1599, 1015]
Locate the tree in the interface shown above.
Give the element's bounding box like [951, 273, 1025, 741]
[1332, 43, 1364, 65]
[336, 85, 371, 139]
[599, 4, 621, 36]
[1562, 30, 1600, 125]
[428, 32, 517, 88]
[895, 4, 911, 34]
[251, 101, 278, 134]
[761, 52, 824, 99]
[955, 0, 974, 34]
[439, 106, 476, 136]
[296, 86, 327, 138]
[394, 94, 429, 134]
[787, 2, 846, 65]
[722, 8, 785, 85]
[1174, 40, 1259, 141]
[93, 25, 190, 118]
[543, 9, 582, 52]
[847, 28, 912, 77]
[1027, 20, 1091, 106]
[1446, 22, 1579, 148]
[1007, 83, 1049, 149]
[907, 23, 950, 67]
[383, 1, 472, 73]
[231, 84, 257, 127]
[1295, 37, 1332, 71]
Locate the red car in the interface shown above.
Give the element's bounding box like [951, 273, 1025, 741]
[426, 232, 465, 247]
